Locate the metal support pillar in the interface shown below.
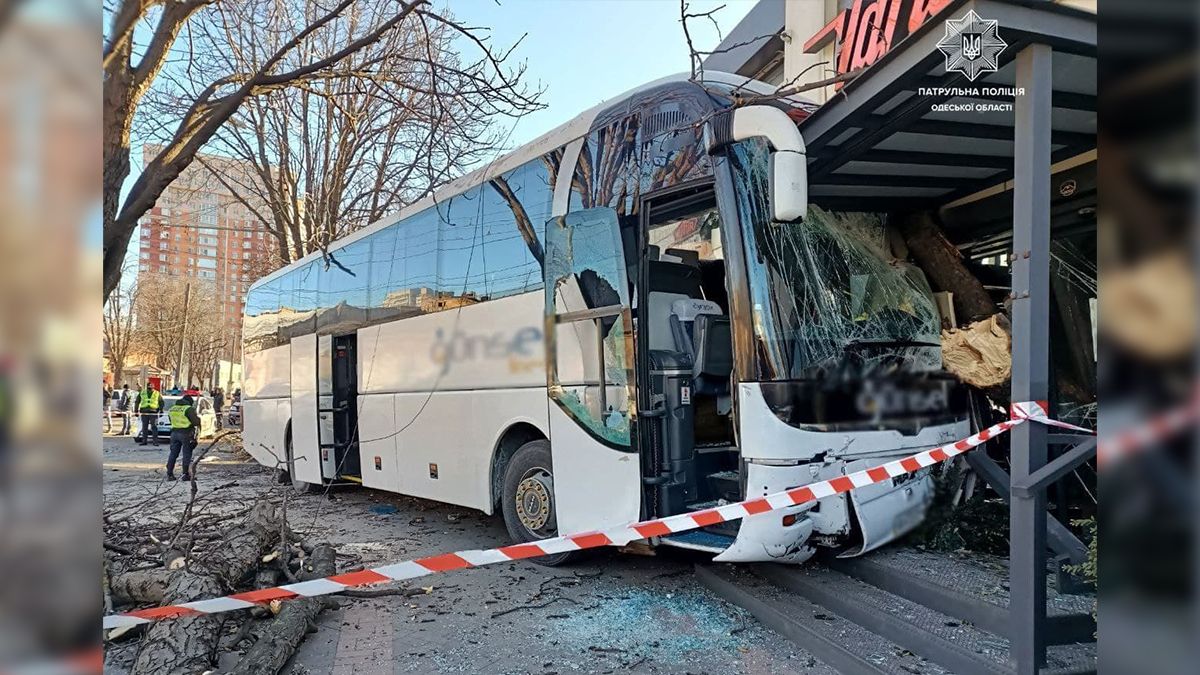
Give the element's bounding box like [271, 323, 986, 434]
[964, 452, 1088, 564]
[1009, 42, 1053, 675]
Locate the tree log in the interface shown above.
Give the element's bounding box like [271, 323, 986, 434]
[899, 212, 998, 324]
[110, 568, 171, 605]
[941, 314, 1012, 391]
[131, 501, 286, 675]
[227, 544, 337, 675]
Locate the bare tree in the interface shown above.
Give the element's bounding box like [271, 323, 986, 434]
[103, 273, 139, 386]
[677, 0, 856, 102]
[133, 274, 222, 386]
[188, 332, 226, 389]
[188, 1, 542, 266]
[103, 0, 541, 300]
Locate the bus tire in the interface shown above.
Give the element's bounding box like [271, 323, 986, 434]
[285, 428, 319, 495]
[501, 439, 577, 566]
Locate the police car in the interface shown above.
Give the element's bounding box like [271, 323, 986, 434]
[226, 401, 242, 428]
[154, 395, 218, 438]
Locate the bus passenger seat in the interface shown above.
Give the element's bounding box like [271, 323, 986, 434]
[670, 299, 733, 413]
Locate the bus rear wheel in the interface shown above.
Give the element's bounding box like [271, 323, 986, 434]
[501, 439, 577, 566]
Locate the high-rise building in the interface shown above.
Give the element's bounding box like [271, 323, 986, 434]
[136, 145, 277, 348]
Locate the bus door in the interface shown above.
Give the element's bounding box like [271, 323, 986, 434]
[329, 334, 360, 477]
[636, 187, 739, 521]
[312, 335, 339, 480]
[289, 333, 324, 485]
[543, 207, 642, 535]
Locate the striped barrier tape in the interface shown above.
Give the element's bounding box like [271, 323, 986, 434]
[1097, 391, 1199, 467]
[1009, 400, 1095, 433]
[103, 402, 1089, 630]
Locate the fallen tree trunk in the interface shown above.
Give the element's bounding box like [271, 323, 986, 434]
[899, 212, 1016, 403]
[131, 501, 287, 675]
[227, 544, 337, 675]
[110, 568, 171, 605]
[941, 314, 1012, 403]
[899, 212, 998, 324]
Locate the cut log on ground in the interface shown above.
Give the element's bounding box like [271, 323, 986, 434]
[109, 568, 170, 605]
[226, 544, 337, 675]
[131, 501, 287, 675]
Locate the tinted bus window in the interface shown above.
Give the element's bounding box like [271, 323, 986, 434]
[365, 209, 441, 317]
[244, 277, 280, 354]
[318, 237, 372, 333]
[485, 160, 552, 299]
[438, 187, 488, 307]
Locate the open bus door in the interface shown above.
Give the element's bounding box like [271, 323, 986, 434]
[288, 333, 324, 486]
[542, 207, 642, 535]
[290, 333, 359, 488]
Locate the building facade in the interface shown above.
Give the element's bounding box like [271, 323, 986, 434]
[703, 0, 1095, 103]
[136, 146, 277, 350]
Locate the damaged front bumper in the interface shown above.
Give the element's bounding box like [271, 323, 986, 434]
[712, 451, 937, 564]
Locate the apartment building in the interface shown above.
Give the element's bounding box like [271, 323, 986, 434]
[136, 145, 277, 344]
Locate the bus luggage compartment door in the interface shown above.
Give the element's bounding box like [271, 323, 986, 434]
[289, 333, 324, 485]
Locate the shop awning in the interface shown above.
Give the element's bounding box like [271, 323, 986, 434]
[798, 0, 1096, 250]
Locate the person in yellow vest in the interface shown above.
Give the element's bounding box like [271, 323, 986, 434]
[135, 383, 164, 446]
[166, 394, 200, 481]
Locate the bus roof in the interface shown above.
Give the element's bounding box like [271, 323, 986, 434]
[248, 71, 775, 292]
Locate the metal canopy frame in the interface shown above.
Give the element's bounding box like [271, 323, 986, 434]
[795, 2, 1096, 673]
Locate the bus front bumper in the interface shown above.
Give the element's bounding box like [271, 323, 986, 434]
[713, 457, 933, 564]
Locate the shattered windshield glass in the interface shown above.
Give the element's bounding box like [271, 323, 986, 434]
[727, 140, 942, 380]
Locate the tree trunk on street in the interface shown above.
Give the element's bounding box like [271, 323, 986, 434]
[227, 544, 337, 675]
[131, 501, 286, 675]
[110, 568, 170, 605]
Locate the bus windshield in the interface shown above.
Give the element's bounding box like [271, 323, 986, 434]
[727, 140, 942, 380]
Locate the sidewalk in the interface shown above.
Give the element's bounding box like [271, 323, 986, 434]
[103, 435, 831, 674]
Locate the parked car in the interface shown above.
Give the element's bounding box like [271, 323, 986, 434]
[226, 401, 242, 428]
[154, 396, 218, 438]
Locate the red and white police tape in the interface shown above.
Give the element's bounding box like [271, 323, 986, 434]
[1097, 392, 1200, 467]
[103, 401, 1114, 630]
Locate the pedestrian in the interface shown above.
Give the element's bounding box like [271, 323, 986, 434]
[135, 382, 163, 446]
[232, 388, 241, 404]
[212, 387, 224, 430]
[118, 383, 132, 435]
[103, 384, 113, 432]
[165, 394, 200, 481]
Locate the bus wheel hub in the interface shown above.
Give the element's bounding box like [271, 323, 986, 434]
[516, 469, 553, 533]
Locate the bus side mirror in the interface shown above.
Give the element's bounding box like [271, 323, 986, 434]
[706, 105, 808, 223]
[769, 148, 807, 223]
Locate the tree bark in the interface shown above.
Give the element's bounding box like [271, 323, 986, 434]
[227, 544, 337, 675]
[110, 568, 171, 605]
[898, 212, 997, 324]
[131, 501, 286, 675]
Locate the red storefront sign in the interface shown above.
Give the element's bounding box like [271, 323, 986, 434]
[804, 0, 954, 85]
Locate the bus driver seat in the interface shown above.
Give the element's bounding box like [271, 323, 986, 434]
[669, 299, 733, 414]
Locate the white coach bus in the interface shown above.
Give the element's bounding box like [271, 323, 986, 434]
[242, 73, 967, 564]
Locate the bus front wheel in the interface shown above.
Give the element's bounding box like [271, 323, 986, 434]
[501, 439, 577, 566]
